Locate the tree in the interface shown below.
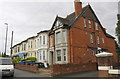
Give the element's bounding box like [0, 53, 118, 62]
[116, 14, 120, 43]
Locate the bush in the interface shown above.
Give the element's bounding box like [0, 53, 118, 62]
[12, 58, 21, 64]
[26, 57, 37, 61]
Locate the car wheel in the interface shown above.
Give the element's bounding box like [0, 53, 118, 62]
[11, 74, 14, 77]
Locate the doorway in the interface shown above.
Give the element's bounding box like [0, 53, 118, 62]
[50, 51, 54, 65]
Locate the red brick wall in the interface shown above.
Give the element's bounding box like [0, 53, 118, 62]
[51, 63, 97, 76]
[15, 64, 38, 72]
[68, 16, 117, 64]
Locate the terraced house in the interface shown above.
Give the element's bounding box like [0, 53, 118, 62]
[12, 0, 117, 65]
[12, 30, 50, 63]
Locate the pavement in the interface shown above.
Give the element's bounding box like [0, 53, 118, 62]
[57, 71, 99, 77]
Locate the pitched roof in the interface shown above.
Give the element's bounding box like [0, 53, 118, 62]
[51, 4, 115, 39]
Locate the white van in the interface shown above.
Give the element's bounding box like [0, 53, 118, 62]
[0, 57, 14, 77]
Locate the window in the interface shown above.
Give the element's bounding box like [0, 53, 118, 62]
[39, 51, 42, 60]
[102, 38, 104, 43]
[35, 40, 36, 48]
[63, 49, 67, 61]
[90, 34, 93, 43]
[91, 50, 95, 56]
[84, 19, 86, 27]
[95, 23, 98, 30]
[21, 45, 23, 51]
[88, 20, 91, 28]
[57, 50, 61, 61]
[24, 44, 26, 51]
[97, 36, 100, 44]
[63, 31, 66, 42]
[40, 36, 42, 45]
[56, 32, 61, 44]
[43, 36, 45, 45]
[28, 41, 30, 48]
[31, 41, 32, 48]
[43, 51, 45, 60]
[37, 39, 39, 47]
[18, 47, 20, 52]
[50, 36, 52, 47]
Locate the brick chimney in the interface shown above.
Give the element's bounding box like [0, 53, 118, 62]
[74, 0, 82, 17]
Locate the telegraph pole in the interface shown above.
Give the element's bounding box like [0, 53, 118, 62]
[10, 31, 14, 57]
[4, 23, 8, 56]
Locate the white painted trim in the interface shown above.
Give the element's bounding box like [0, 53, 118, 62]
[109, 69, 120, 74]
[98, 66, 111, 70]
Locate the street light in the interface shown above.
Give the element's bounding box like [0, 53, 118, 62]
[4, 23, 8, 55]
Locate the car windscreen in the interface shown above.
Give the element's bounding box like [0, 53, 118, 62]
[0, 59, 13, 65]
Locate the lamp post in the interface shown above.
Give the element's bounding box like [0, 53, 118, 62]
[4, 23, 8, 56]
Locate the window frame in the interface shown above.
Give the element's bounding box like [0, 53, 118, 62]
[56, 50, 61, 61]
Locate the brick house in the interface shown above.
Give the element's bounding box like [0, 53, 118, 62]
[48, 0, 117, 64]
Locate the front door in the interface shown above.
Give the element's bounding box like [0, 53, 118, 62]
[50, 51, 54, 65]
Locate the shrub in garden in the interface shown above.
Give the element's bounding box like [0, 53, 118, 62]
[26, 57, 37, 61]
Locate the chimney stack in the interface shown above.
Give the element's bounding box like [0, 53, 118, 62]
[74, 0, 82, 17]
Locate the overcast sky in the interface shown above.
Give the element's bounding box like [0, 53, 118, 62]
[0, 0, 119, 55]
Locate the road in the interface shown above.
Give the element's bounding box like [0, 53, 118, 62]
[14, 69, 45, 77]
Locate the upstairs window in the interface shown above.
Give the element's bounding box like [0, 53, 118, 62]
[40, 36, 42, 45]
[24, 44, 26, 51]
[97, 36, 100, 44]
[88, 20, 91, 28]
[95, 23, 98, 30]
[84, 19, 86, 27]
[63, 31, 66, 42]
[43, 36, 45, 45]
[56, 32, 61, 44]
[31, 41, 32, 48]
[90, 34, 93, 43]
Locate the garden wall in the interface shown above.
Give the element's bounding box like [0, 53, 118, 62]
[15, 64, 39, 72]
[51, 63, 97, 76]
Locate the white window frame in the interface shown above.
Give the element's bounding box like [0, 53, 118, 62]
[95, 22, 98, 30]
[102, 38, 104, 43]
[90, 34, 93, 43]
[56, 50, 61, 61]
[88, 20, 91, 28]
[39, 51, 42, 60]
[84, 19, 86, 27]
[63, 49, 67, 61]
[62, 31, 66, 42]
[43, 50, 45, 60]
[40, 36, 42, 45]
[97, 36, 100, 44]
[43, 36, 45, 45]
[56, 32, 61, 44]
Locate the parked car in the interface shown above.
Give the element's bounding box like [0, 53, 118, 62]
[0, 57, 14, 77]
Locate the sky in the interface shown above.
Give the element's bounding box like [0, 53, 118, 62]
[0, 0, 119, 55]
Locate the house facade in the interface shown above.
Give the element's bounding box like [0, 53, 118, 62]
[36, 30, 49, 63]
[48, 0, 117, 64]
[12, 0, 117, 65]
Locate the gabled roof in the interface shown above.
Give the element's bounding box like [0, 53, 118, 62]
[50, 4, 115, 39]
